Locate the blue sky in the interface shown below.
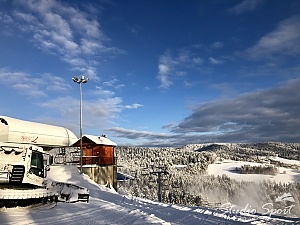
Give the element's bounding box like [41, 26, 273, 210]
[0, 0, 300, 146]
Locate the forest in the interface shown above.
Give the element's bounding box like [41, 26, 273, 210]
[115, 142, 300, 217]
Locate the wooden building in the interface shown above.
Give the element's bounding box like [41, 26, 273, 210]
[72, 134, 117, 190]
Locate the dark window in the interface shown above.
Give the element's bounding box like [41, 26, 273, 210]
[31, 152, 44, 177]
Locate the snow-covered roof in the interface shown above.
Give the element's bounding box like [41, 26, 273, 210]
[81, 134, 117, 146]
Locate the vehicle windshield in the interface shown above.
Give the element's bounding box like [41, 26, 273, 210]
[30, 151, 44, 177]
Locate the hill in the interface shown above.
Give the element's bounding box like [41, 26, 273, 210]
[116, 142, 300, 217]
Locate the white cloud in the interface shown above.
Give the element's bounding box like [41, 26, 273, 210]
[42, 74, 72, 92]
[109, 127, 173, 140]
[93, 86, 115, 97]
[103, 78, 118, 87]
[39, 95, 123, 129]
[0, 12, 13, 23]
[66, 58, 86, 67]
[157, 49, 205, 89]
[124, 103, 143, 109]
[81, 39, 100, 54]
[211, 41, 224, 49]
[102, 78, 125, 90]
[13, 11, 36, 23]
[0, 68, 72, 98]
[12, 83, 47, 98]
[246, 16, 300, 59]
[0, 69, 29, 83]
[177, 50, 190, 63]
[192, 57, 203, 65]
[85, 97, 122, 120]
[228, 0, 264, 15]
[209, 57, 223, 65]
[9, 0, 122, 80]
[172, 78, 300, 144]
[176, 71, 187, 77]
[158, 64, 170, 75]
[44, 12, 73, 38]
[84, 66, 98, 80]
[184, 80, 196, 87]
[109, 78, 300, 146]
[158, 74, 173, 89]
[157, 53, 177, 88]
[70, 13, 103, 39]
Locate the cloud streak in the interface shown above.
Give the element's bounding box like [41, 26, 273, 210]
[0, 69, 71, 97]
[228, 0, 264, 15]
[5, 0, 123, 80]
[0, 67, 132, 135]
[157, 49, 206, 89]
[173, 78, 300, 142]
[111, 78, 300, 146]
[246, 15, 300, 60]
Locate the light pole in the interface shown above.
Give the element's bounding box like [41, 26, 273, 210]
[72, 75, 89, 174]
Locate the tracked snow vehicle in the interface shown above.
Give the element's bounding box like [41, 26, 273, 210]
[0, 116, 89, 207]
[0, 142, 57, 207]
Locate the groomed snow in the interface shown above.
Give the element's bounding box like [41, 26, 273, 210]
[0, 165, 298, 224]
[207, 160, 300, 183]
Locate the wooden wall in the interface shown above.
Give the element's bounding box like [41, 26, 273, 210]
[83, 144, 115, 166]
[82, 165, 117, 190]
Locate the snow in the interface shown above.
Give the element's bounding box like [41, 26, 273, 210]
[207, 160, 300, 183]
[173, 165, 187, 170]
[270, 157, 300, 166]
[0, 165, 298, 225]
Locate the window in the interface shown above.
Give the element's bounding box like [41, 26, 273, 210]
[30, 152, 44, 177]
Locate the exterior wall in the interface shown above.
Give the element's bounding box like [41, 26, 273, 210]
[74, 136, 117, 190]
[82, 165, 117, 190]
[83, 145, 115, 166]
[99, 146, 114, 165]
[84, 147, 93, 165]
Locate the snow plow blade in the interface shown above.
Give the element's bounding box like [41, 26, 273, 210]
[47, 181, 89, 203]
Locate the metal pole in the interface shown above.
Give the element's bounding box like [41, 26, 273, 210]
[157, 173, 162, 202]
[80, 82, 83, 174]
[72, 75, 88, 174]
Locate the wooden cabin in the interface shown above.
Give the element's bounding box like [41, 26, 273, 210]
[72, 134, 117, 190]
[72, 134, 116, 166]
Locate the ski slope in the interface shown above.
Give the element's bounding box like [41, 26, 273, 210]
[0, 165, 298, 225]
[207, 159, 300, 183]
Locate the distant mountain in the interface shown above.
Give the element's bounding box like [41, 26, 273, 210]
[182, 142, 300, 161]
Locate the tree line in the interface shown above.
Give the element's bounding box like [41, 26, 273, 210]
[115, 142, 300, 217]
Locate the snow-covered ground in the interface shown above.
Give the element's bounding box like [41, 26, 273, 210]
[269, 156, 300, 166]
[0, 165, 299, 225]
[207, 158, 300, 183]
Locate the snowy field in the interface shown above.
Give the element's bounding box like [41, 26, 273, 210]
[207, 157, 300, 183]
[0, 165, 299, 225]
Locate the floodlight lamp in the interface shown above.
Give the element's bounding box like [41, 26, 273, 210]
[72, 76, 79, 83]
[82, 78, 88, 83]
[80, 76, 89, 83]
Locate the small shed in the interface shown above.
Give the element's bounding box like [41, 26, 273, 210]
[72, 134, 118, 190]
[72, 134, 117, 166]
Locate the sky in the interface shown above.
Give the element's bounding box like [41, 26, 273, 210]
[0, 0, 300, 147]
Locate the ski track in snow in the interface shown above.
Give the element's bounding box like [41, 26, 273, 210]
[0, 165, 299, 225]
